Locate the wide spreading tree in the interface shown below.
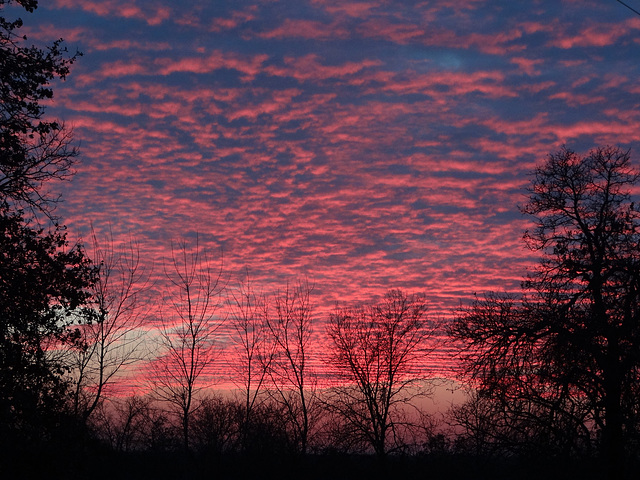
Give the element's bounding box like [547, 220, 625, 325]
[452, 146, 640, 477]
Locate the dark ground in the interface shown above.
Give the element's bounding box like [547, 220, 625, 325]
[2, 445, 632, 480]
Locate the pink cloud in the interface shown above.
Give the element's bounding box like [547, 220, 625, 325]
[264, 54, 381, 81]
[310, 0, 381, 17]
[552, 121, 640, 143]
[510, 56, 545, 76]
[257, 18, 349, 40]
[52, 0, 171, 25]
[210, 8, 257, 32]
[73, 51, 270, 86]
[548, 91, 607, 106]
[156, 51, 269, 81]
[549, 18, 640, 49]
[357, 19, 425, 44]
[93, 60, 148, 78]
[379, 70, 517, 98]
[354, 19, 526, 55]
[88, 39, 172, 52]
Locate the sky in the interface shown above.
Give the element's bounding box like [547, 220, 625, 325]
[13, 0, 640, 382]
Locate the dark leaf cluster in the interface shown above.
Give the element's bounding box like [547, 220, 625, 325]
[452, 146, 640, 477]
[0, 0, 80, 213]
[0, 204, 96, 448]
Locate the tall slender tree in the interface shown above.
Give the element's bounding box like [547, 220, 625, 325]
[0, 1, 96, 469]
[266, 280, 316, 454]
[228, 271, 274, 450]
[151, 239, 224, 452]
[69, 227, 151, 421]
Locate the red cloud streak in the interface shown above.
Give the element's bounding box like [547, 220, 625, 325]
[20, 0, 640, 392]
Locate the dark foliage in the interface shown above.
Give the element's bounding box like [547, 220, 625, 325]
[0, 204, 96, 459]
[451, 146, 640, 476]
[0, 2, 94, 464]
[0, 0, 80, 214]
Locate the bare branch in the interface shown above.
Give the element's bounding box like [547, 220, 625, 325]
[150, 237, 224, 451]
[325, 289, 433, 458]
[68, 225, 152, 421]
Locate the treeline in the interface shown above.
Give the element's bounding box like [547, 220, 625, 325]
[3, 2, 640, 479]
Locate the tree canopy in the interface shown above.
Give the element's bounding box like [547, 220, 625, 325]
[0, 0, 79, 214]
[0, 0, 94, 458]
[0, 204, 95, 446]
[452, 146, 640, 476]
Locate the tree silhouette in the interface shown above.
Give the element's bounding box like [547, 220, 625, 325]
[326, 290, 432, 460]
[0, 204, 95, 450]
[266, 280, 317, 454]
[0, 3, 99, 473]
[69, 227, 151, 422]
[151, 239, 224, 452]
[0, 0, 80, 215]
[452, 146, 640, 476]
[228, 271, 274, 451]
[91, 394, 155, 452]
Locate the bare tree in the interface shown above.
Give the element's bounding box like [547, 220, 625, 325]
[228, 271, 274, 449]
[91, 395, 155, 452]
[151, 239, 224, 452]
[265, 280, 316, 454]
[69, 226, 150, 421]
[325, 289, 432, 459]
[191, 395, 243, 455]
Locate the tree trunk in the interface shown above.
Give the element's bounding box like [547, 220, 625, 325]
[602, 342, 623, 480]
[183, 409, 190, 452]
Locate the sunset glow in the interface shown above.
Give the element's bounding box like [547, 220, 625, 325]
[20, 0, 640, 390]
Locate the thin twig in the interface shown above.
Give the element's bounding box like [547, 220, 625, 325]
[617, 0, 640, 17]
